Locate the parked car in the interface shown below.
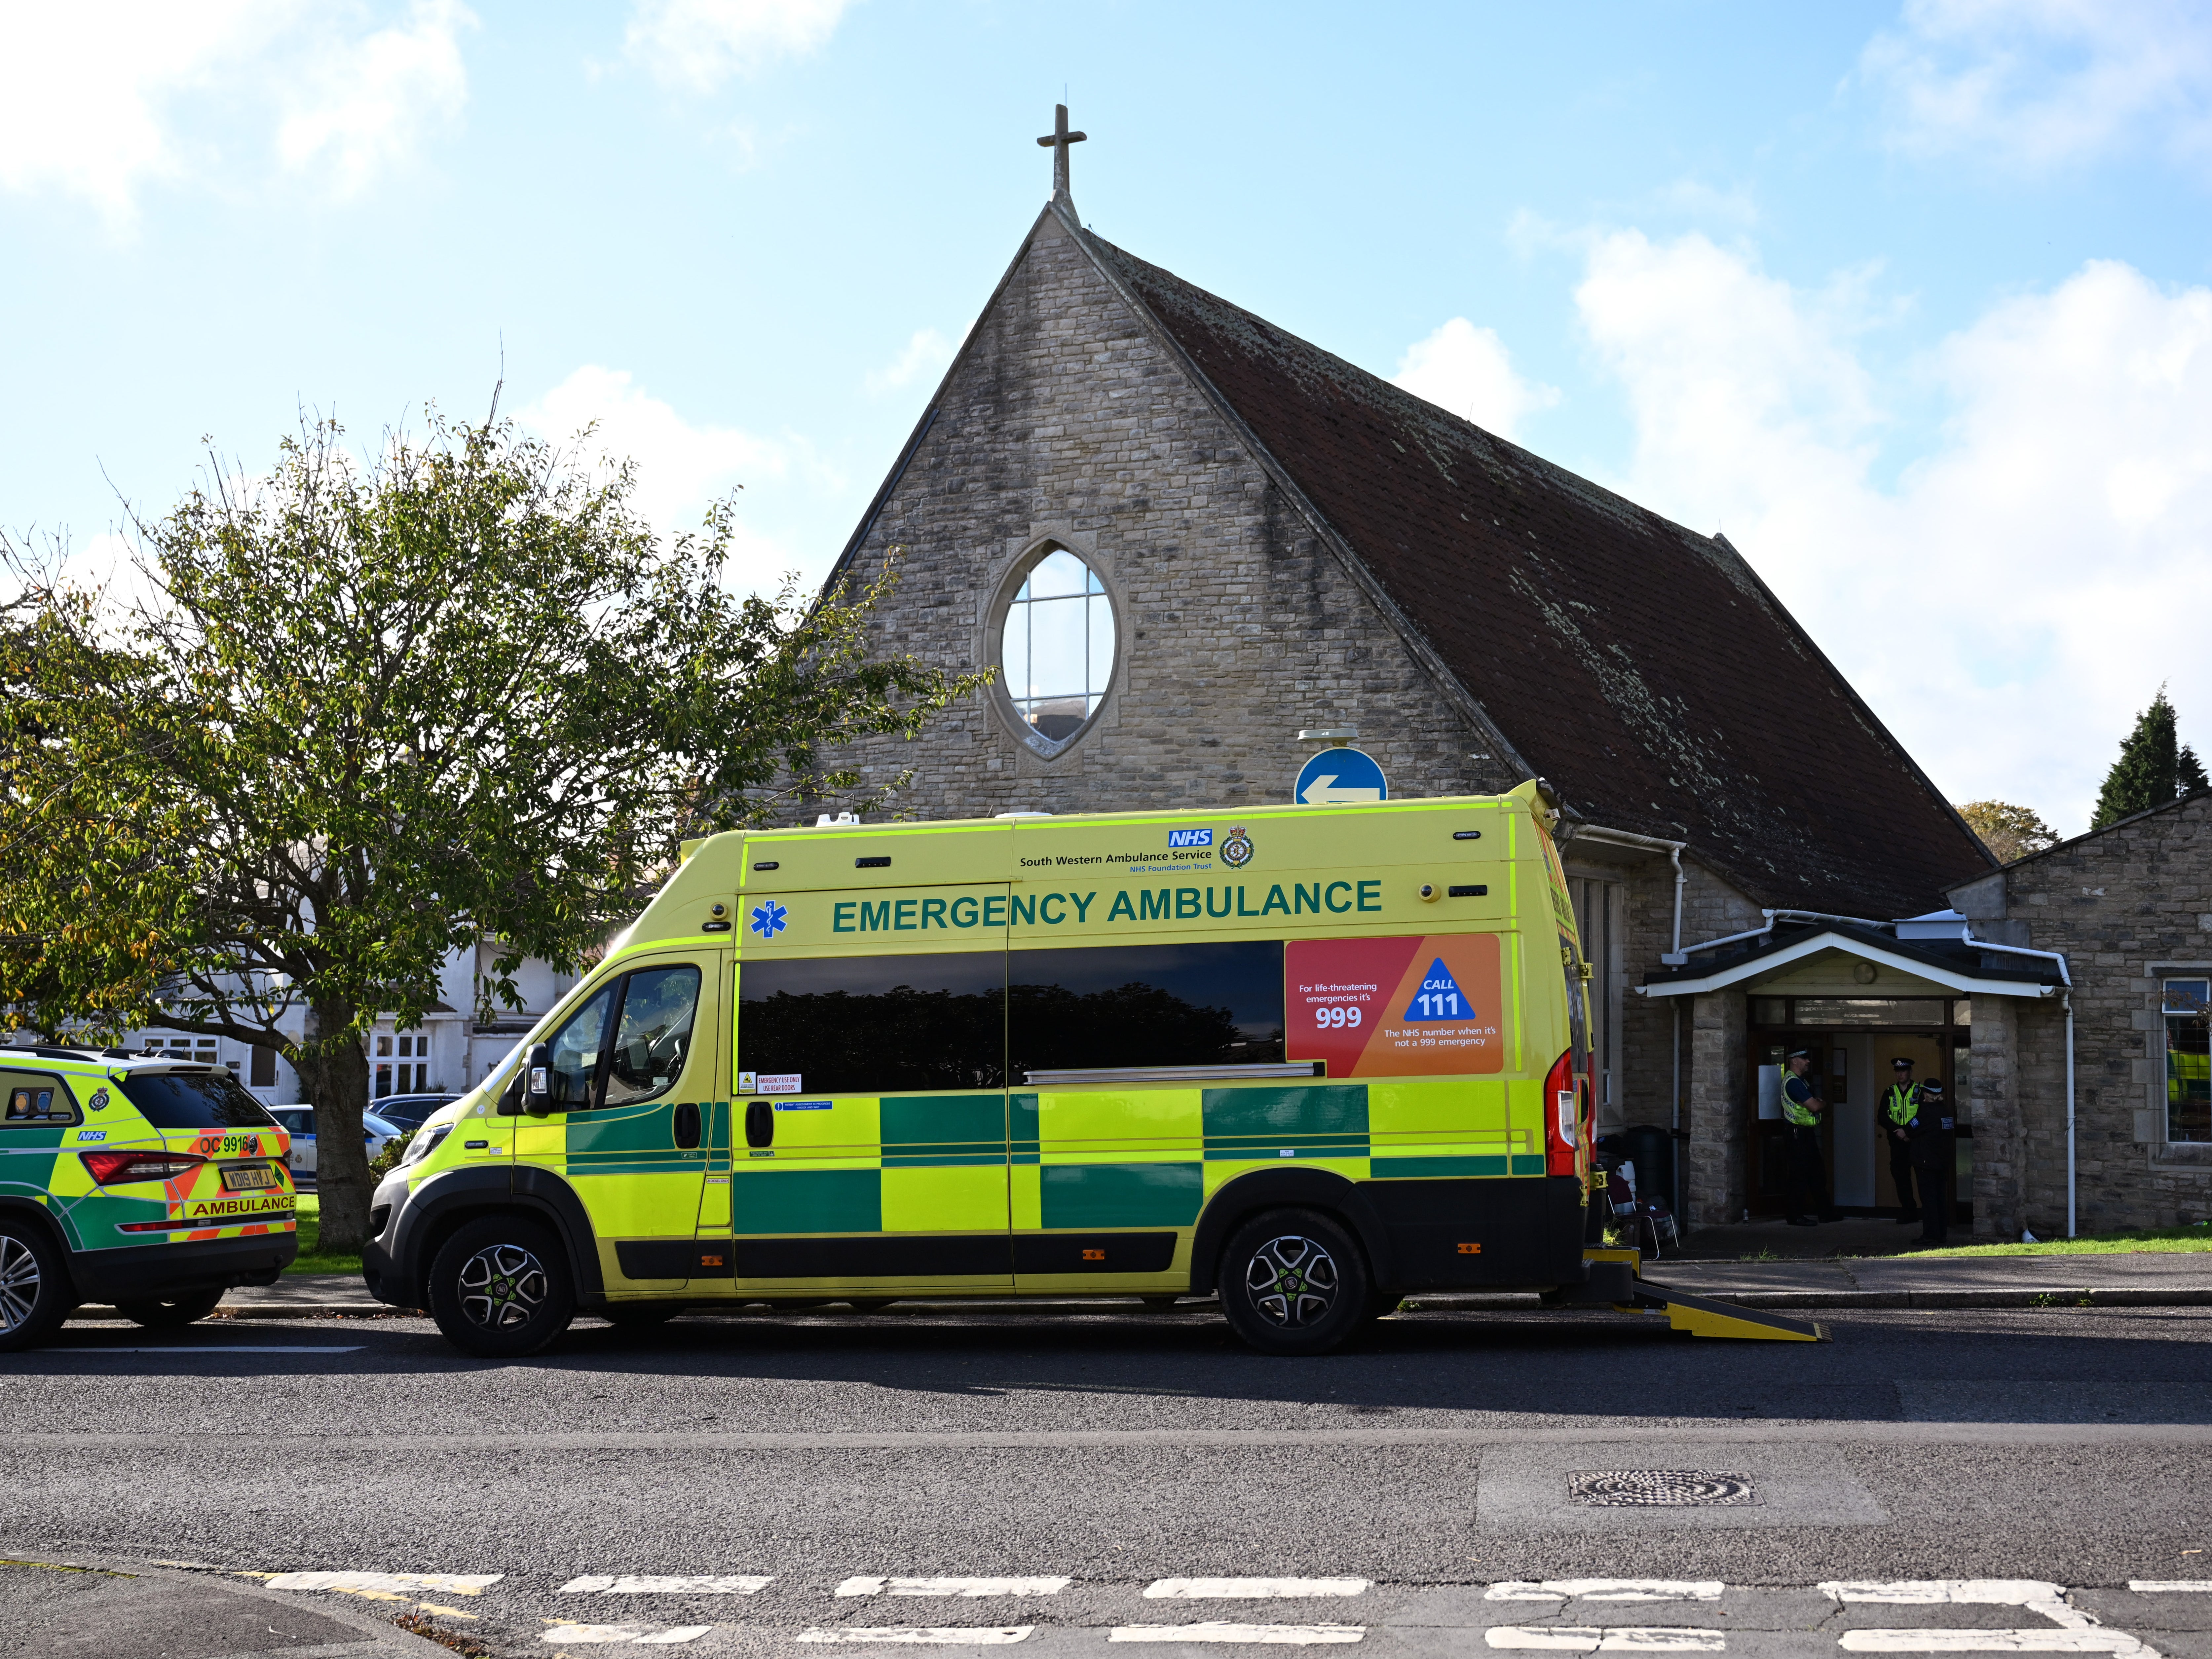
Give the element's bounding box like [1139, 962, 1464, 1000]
[269, 1106, 402, 1186]
[369, 1093, 460, 1133]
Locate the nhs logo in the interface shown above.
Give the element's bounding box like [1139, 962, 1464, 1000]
[1167, 828, 1214, 848]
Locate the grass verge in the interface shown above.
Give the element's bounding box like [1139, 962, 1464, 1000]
[284, 1194, 364, 1276]
[1906, 1226, 2212, 1258]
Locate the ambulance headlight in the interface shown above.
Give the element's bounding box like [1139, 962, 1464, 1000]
[401, 1124, 452, 1167]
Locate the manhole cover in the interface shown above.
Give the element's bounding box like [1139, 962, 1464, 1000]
[1569, 1470, 1759, 1507]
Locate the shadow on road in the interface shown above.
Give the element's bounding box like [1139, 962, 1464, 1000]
[14, 1304, 2212, 1426]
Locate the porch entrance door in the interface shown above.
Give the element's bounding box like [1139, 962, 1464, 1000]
[1871, 1033, 1945, 1212]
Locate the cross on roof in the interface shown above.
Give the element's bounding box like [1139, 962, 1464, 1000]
[1035, 103, 1085, 204]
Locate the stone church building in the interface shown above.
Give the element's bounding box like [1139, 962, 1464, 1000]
[823, 133, 1999, 1231]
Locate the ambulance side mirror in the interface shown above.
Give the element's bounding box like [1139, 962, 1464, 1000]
[525, 1043, 553, 1114]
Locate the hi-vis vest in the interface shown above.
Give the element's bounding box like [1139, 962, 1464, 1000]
[1885, 1081, 1921, 1127]
[1782, 1073, 1819, 1127]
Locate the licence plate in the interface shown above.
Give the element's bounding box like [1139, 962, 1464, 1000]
[222, 1164, 282, 1192]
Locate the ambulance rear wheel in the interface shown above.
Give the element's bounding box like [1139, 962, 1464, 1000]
[428, 1216, 576, 1358]
[0, 1221, 69, 1354]
[1218, 1209, 1372, 1357]
[115, 1288, 225, 1329]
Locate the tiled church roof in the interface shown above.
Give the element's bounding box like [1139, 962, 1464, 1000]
[1080, 229, 1991, 916]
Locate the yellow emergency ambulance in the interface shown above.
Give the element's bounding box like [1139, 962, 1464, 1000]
[0, 1051, 297, 1350]
[364, 782, 1596, 1357]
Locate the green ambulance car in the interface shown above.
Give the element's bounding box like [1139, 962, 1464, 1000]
[0, 1052, 297, 1350]
[364, 781, 1597, 1357]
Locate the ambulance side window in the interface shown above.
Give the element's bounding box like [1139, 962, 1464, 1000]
[739, 951, 1005, 1095]
[603, 966, 702, 1108]
[0, 1070, 78, 1127]
[1008, 941, 1285, 1076]
[545, 983, 617, 1110]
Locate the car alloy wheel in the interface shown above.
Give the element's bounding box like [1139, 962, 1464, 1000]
[0, 1234, 41, 1335]
[457, 1241, 549, 1330]
[1244, 1232, 1340, 1328]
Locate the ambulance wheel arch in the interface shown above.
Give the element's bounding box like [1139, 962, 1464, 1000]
[389, 1167, 605, 1311]
[0, 1200, 74, 1289]
[1186, 1168, 1395, 1297]
[0, 1212, 72, 1351]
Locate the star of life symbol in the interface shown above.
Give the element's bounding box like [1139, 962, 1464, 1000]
[1221, 827, 1255, 868]
[750, 900, 788, 939]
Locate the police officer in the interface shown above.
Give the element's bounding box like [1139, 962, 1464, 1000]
[1908, 1078, 1956, 1244]
[1780, 1048, 1828, 1226]
[1883, 1057, 1923, 1225]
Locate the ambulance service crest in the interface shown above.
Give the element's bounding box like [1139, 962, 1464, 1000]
[1220, 826, 1255, 868]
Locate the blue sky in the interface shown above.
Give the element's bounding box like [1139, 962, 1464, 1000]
[4, 1, 2209, 834]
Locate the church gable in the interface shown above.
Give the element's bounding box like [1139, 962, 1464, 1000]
[1080, 235, 1990, 916]
[829, 208, 1500, 820]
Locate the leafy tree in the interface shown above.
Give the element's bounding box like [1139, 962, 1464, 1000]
[1955, 800, 2061, 864]
[2091, 687, 2203, 829]
[0, 407, 984, 1250]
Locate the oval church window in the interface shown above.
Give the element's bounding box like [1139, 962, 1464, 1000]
[1000, 547, 1115, 744]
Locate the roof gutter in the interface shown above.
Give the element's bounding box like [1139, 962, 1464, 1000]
[1565, 826, 1688, 965]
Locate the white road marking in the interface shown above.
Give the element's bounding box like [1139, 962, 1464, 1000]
[1110, 1624, 1367, 1644]
[796, 1628, 1036, 1645]
[47, 1345, 364, 1354]
[559, 1575, 773, 1595]
[1486, 1631, 1727, 1653]
[1821, 1585, 2071, 1608]
[837, 1578, 1072, 1598]
[1836, 1636, 2148, 1654]
[1144, 1581, 1370, 1600]
[542, 1626, 712, 1645]
[2128, 1584, 2212, 1593]
[265, 1570, 501, 1595]
[1820, 1579, 2155, 1657]
[1486, 1583, 1724, 1603]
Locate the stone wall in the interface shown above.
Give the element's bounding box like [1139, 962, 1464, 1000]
[1685, 988, 1749, 1225]
[1953, 793, 2212, 1235]
[826, 211, 1508, 824]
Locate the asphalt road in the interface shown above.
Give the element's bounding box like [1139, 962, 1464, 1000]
[4, 1302, 2212, 1658]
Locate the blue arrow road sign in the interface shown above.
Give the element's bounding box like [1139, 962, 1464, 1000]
[1295, 746, 1388, 805]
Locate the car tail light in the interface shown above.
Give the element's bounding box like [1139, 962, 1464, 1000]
[81, 1150, 205, 1185]
[1543, 1048, 1581, 1177]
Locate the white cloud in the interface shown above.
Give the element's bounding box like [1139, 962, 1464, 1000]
[1391, 318, 1561, 441]
[625, 0, 849, 92]
[1860, 0, 2212, 170]
[0, 0, 471, 226]
[1574, 228, 2212, 836]
[519, 365, 804, 591]
[865, 328, 955, 398]
[277, 1, 472, 198]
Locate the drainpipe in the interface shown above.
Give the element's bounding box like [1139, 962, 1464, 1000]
[1567, 826, 1689, 1218]
[2065, 991, 2077, 1239]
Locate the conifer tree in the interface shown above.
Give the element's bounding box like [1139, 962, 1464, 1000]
[2092, 688, 2193, 828]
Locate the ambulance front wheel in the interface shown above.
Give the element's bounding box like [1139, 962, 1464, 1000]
[0, 1220, 69, 1354]
[115, 1288, 225, 1329]
[428, 1216, 576, 1358]
[1218, 1209, 1373, 1357]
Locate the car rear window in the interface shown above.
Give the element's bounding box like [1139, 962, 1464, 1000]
[119, 1070, 278, 1129]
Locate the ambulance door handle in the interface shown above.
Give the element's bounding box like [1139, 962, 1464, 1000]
[673, 1102, 701, 1150]
[745, 1101, 774, 1149]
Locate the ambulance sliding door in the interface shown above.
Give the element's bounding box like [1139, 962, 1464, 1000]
[720, 885, 1012, 1294]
